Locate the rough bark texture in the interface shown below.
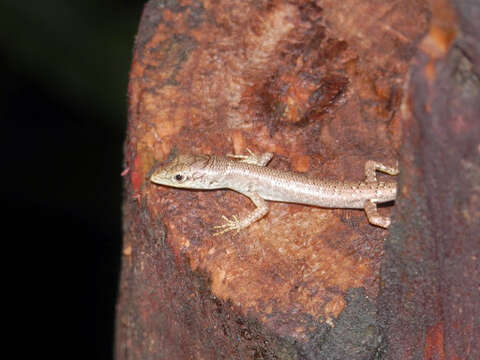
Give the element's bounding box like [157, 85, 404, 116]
[378, 0, 480, 359]
[116, 0, 478, 359]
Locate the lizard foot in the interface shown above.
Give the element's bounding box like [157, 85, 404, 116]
[213, 215, 243, 236]
[227, 148, 272, 167]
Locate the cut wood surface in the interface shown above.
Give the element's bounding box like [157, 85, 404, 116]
[116, 1, 478, 359]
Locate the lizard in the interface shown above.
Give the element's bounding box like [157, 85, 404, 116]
[150, 149, 399, 234]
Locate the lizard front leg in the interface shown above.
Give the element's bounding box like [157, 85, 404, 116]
[213, 192, 269, 235]
[227, 148, 273, 167]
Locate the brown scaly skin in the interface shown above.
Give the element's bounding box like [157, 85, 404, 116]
[150, 150, 399, 234]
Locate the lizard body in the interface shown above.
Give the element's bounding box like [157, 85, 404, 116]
[150, 151, 399, 234]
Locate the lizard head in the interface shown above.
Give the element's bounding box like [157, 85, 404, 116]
[150, 154, 221, 189]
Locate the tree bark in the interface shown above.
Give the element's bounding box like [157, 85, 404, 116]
[116, 0, 478, 359]
[378, 0, 480, 358]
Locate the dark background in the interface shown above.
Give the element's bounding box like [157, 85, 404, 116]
[1, 1, 145, 358]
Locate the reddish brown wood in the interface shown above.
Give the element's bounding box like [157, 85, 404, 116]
[114, 0, 477, 359]
[378, 0, 480, 359]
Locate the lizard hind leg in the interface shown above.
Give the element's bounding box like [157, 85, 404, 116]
[364, 160, 399, 183]
[364, 199, 391, 228]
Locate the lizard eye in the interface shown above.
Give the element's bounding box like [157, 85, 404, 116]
[174, 174, 185, 182]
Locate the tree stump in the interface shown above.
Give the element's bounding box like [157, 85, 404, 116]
[116, 1, 479, 359]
